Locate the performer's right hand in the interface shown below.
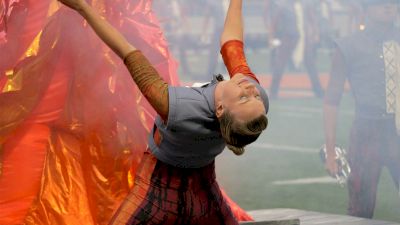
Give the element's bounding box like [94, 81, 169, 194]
[58, 0, 88, 12]
[325, 151, 338, 177]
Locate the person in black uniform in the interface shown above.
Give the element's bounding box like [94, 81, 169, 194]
[324, 0, 400, 218]
[266, 0, 324, 99]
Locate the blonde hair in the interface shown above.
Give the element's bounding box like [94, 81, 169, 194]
[219, 111, 268, 155]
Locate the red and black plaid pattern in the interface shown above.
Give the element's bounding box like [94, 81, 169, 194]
[109, 151, 239, 225]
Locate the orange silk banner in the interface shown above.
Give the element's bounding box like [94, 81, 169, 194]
[0, 0, 252, 224]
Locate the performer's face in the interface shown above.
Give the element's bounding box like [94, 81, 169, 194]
[218, 73, 266, 123]
[366, 2, 399, 23]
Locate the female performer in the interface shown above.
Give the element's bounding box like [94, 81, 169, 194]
[59, 0, 269, 224]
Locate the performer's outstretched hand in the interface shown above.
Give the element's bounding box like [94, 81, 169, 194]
[58, 0, 88, 11]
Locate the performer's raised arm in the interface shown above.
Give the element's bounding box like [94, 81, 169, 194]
[220, 0, 243, 45]
[58, 0, 169, 120]
[219, 0, 259, 82]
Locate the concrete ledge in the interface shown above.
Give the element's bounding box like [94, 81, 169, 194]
[240, 219, 300, 225]
[245, 208, 399, 225]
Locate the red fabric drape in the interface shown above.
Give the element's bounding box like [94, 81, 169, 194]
[0, 1, 252, 224]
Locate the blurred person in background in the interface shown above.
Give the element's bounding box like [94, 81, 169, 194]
[202, 0, 225, 78]
[315, 0, 336, 50]
[324, 0, 400, 219]
[165, 0, 225, 80]
[266, 0, 323, 99]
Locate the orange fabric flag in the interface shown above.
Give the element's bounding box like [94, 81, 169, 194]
[0, 0, 252, 224]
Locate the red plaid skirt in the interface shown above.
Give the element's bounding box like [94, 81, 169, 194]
[109, 150, 239, 225]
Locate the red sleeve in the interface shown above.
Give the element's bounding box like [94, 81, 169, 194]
[220, 40, 259, 83]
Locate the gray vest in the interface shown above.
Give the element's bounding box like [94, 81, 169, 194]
[148, 76, 269, 168]
[336, 28, 400, 118]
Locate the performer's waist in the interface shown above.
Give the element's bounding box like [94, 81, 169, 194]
[141, 149, 217, 190]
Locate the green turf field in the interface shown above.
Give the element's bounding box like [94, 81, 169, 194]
[216, 94, 400, 223]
